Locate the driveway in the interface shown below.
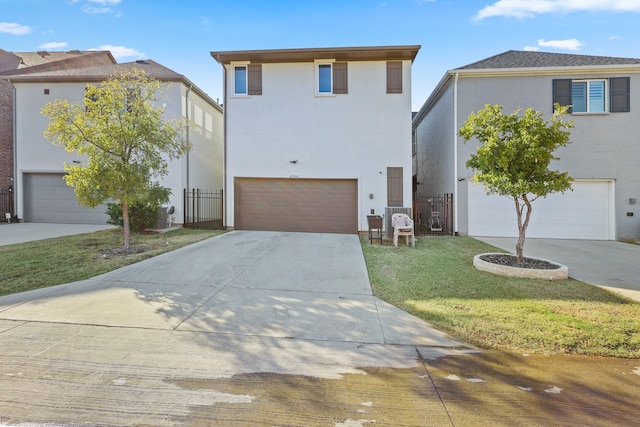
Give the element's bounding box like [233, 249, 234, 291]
[476, 237, 640, 301]
[1, 231, 640, 426]
[0, 222, 116, 246]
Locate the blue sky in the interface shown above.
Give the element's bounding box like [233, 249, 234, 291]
[2, 0, 640, 110]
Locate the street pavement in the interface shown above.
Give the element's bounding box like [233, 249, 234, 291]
[0, 229, 639, 426]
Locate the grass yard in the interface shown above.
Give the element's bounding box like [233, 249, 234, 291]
[361, 235, 640, 358]
[0, 227, 223, 296]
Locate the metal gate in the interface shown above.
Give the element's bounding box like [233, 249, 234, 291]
[183, 189, 224, 230]
[413, 193, 454, 235]
[0, 186, 14, 223]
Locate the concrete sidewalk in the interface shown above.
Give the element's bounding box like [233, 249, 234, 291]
[0, 222, 116, 246]
[1, 231, 639, 426]
[476, 237, 640, 301]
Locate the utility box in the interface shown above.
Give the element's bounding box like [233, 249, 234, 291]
[155, 207, 168, 229]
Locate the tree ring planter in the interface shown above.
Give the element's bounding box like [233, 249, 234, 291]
[473, 253, 568, 280]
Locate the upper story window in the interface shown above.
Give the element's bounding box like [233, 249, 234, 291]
[318, 63, 332, 94]
[233, 63, 262, 96]
[315, 61, 348, 95]
[572, 80, 605, 113]
[553, 77, 630, 113]
[234, 65, 247, 95]
[412, 130, 417, 156]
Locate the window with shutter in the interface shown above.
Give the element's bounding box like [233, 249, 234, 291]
[247, 64, 262, 95]
[387, 167, 403, 207]
[554, 77, 630, 113]
[387, 61, 403, 94]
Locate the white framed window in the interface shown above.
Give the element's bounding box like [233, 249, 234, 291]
[572, 79, 606, 113]
[317, 63, 333, 95]
[233, 65, 248, 96]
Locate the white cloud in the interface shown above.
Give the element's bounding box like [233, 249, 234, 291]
[537, 38, 584, 50]
[72, 0, 122, 15]
[39, 42, 69, 49]
[90, 45, 145, 59]
[475, 0, 640, 20]
[87, 0, 121, 4]
[0, 22, 31, 35]
[608, 35, 619, 40]
[523, 45, 540, 51]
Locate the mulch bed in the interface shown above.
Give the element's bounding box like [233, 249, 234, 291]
[479, 253, 561, 270]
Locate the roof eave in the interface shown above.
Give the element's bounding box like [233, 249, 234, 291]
[211, 45, 421, 65]
[453, 63, 640, 77]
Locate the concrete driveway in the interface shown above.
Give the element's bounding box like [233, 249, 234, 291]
[476, 237, 640, 301]
[0, 222, 116, 246]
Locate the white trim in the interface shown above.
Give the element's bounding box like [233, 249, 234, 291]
[231, 64, 249, 97]
[314, 60, 335, 96]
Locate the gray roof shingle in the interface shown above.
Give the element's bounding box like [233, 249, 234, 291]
[456, 50, 640, 70]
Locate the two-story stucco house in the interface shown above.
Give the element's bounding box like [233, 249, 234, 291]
[211, 45, 420, 234]
[413, 50, 640, 241]
[1, 52, 223, 225]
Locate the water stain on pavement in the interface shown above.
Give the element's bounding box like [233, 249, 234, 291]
[169, 351, 640, 426]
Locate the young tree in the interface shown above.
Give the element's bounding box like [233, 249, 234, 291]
[42, 68, 189, 249]
[459, 104, 574, 262]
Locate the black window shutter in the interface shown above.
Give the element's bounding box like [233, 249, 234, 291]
[610, 77, 630, 113]
[248, 64, 262, 95]
[333, 62, 348, 94]
[552, 79, 572, 112]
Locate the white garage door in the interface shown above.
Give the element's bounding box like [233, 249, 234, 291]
[24, 173, 109, 225]
[467, 180, 614, 240]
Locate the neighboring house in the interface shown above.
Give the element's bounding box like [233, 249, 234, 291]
[0, 50, 223, 225]
[211, 45, 420, 234]
[413, 50, 640, 241]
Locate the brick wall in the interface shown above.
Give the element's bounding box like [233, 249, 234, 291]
[0, 80, 13, 189]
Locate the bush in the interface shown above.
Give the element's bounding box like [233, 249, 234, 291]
[106, 185, 171, 232]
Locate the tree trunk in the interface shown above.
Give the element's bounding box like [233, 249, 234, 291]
[122, 202, 130, 250]
[514, 195, 532, 263]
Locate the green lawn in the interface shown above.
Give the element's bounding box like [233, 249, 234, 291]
[0, 228, 223, 296]
[361, 235, 640, 358]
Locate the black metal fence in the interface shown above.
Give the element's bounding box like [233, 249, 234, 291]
[413, 193, 454, 235]
[0, 186, 14, 223]
[183, 188, 224, 230]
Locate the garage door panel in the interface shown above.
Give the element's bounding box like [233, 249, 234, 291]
[24, 173, 109, 225]
[468, 180, 612, 240]
[236, 178, 357, 234]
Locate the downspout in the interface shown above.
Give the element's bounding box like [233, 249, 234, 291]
[453, 72, 460, 235]
[221, 65, 228, 229]
[185, 84, 191, 192]
[9, 79, 17, 222]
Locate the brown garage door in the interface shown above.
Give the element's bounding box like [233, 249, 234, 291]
[235, 178, 357, 234]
